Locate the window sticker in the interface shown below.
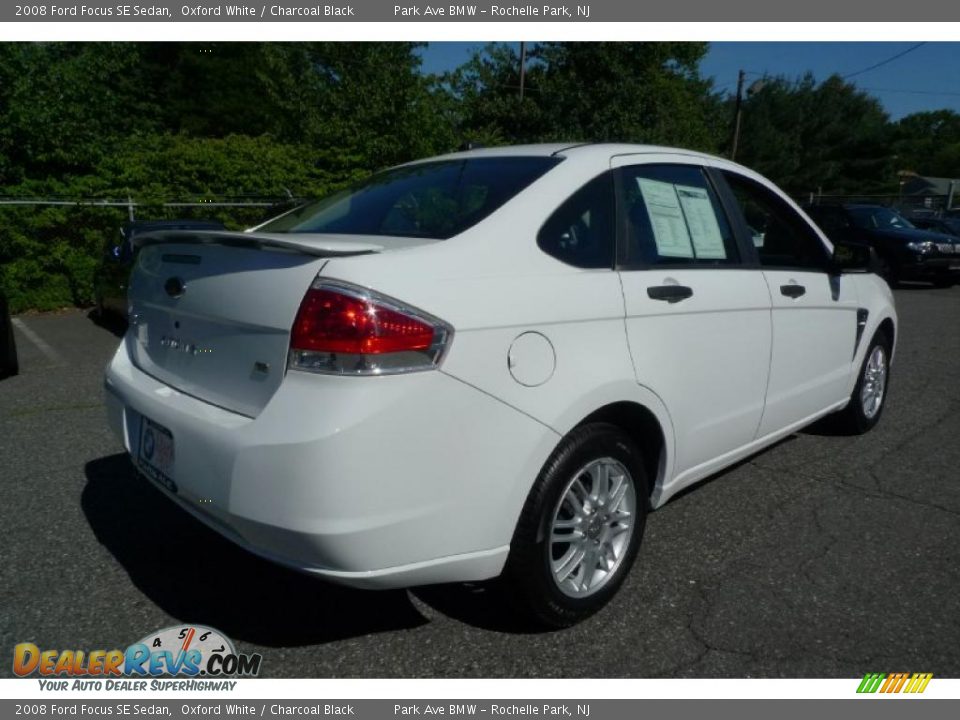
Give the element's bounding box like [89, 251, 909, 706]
[675, 185, 727, 260]
[636, 178, 694, 258]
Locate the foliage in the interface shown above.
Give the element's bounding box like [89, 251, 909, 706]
[732, 74, 896, 195]
[446, 42, 725, 151]
[892, 110, 960, 178]
[0, 42, 957, 313]
[0, 42, 454, 312]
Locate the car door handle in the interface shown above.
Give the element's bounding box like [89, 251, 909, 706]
[647, 285, 694, 303]
[780, 283, 806, 299]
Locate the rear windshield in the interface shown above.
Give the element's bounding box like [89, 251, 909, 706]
[258, 156, 562, 240]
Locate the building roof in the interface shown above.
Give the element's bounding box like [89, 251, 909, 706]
[902, 176, 960, 196]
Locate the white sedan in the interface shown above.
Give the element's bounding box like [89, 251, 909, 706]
[104, 144, 896, 627]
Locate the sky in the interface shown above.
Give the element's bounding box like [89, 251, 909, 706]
[417, 42, 960, 121]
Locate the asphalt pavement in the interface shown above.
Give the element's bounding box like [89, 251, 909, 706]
[1, 285, 959, 678]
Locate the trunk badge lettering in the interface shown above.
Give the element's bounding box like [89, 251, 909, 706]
[160, 336, 209, 356]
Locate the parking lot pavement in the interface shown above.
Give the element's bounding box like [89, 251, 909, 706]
[1, 287, 959, 679]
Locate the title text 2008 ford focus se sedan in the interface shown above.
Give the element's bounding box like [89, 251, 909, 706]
[104, 144, 896, 626]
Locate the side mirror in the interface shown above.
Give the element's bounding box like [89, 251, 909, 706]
[831, 240, 875, 274]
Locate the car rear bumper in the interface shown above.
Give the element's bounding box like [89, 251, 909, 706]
[104, 341, 557, 588]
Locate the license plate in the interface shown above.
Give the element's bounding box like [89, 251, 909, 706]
[138, 416, 176, 493]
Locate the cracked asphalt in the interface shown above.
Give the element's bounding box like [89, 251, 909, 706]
[1, 285, 958, 678]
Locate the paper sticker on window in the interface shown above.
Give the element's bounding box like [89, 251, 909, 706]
[637, 178, 694, 258]
[675, 185, 727, 260]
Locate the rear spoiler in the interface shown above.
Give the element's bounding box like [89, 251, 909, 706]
[132, 230, 380, 258]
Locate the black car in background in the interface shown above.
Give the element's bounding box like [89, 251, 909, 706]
[1, 288, 18, 379]
[805, 204, 959, 287]
[911, 216, 960, 239]
[94, 219, 225, 319]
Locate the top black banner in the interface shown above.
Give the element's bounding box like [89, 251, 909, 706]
[5, 0, 960, 21]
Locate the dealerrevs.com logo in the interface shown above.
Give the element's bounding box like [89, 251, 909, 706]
[13, 625, 262, 690]
[856, 673, 934, 694]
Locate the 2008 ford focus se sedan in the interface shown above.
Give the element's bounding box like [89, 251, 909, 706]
[104, 144, 897, 627]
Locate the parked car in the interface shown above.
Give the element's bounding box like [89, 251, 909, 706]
[95, 219, 225, 319]
[805, 204, 959, 287]
[910, 216, 960, 238]
[104, 145, 897, 626]
[0, 289, 18, 379]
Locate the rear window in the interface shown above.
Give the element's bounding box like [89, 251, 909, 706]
[259, 157, 562, 240]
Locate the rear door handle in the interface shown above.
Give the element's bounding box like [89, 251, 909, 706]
[647, 285, 694, 303]
[780, 283, 806, 299]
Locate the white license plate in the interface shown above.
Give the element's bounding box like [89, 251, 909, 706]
[138, 416, 176, 492]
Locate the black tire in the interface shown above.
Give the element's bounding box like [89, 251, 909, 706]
[878, 258, 900, 289]
[1, 313, 18, 379]
[504, 423, 648, 628]
[933, 274, 953, 289]
[93, 292, 105, 319]
[835, 330, 891, 434]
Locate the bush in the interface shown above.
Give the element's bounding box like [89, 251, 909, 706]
[0, 133, 359, 314]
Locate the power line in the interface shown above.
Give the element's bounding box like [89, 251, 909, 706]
[842, 43, 927, 79]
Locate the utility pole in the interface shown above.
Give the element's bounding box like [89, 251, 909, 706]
[519, 42, 527, 101]
[730, 69, 746, 161]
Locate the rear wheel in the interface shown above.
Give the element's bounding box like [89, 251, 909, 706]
[835, 331, 890, 434]
[505, 423, 648, 628]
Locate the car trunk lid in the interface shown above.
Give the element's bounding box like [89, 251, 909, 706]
[125, 230, 427, 417]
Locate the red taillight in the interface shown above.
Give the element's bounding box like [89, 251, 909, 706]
[292, 288, 434, 355]
[289, 280, 452, 375]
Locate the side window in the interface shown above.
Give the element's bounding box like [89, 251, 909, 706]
[537, 173, 615, 269]
[618, 164, 739, 267]
[806, 206, 850, 238]
[723, 172, 830, 270]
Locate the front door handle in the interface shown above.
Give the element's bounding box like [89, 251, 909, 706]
[647, 285, 694, 303]
[780, 283, 806, 299]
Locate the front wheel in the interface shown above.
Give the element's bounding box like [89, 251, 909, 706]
[878, 259, 900, 288]
[835, 331, 890, 434]
[505, 423, 648, 628]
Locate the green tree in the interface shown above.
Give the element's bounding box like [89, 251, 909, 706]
[734, 74, 895, 195]
[253, 42, 456, 168]
[892, 110, 960, 178]
[447, 42, 725, 151]
[0, 43, 162, 180]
